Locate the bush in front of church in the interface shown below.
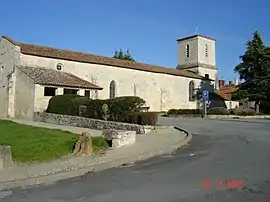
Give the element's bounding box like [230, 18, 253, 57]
[46, 94, 82, 115]
[207, 107, 229, 115]
[127, 112, 158, 125]
[167, 109, 202, 116]
[46, 95, 149, 123]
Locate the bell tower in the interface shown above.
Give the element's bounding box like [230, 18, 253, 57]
[176, 34, 219, 89]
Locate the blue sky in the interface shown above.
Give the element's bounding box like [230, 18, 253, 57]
[1, 0, 270, 81]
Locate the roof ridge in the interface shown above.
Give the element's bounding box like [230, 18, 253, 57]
[2, 36, 19, 45]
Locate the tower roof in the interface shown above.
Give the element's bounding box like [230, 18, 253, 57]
[176, 34, 216, 42]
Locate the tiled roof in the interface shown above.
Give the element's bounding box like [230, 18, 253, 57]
[17, 66, 103, 90]
[216, 85, 239, 100]
[3, 36, 206, 80]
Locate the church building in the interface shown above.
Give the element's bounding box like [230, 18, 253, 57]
[0, 34, 231, 119]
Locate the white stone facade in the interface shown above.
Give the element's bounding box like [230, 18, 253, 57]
[18, 53, 206, 112]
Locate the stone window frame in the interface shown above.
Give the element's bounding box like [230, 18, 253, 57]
[186, 44, 190, 58]
[189, 81, 195, 102]
[109, 80, 117, 99]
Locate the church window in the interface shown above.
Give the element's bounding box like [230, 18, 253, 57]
[56, 63, 63, 71]
[205, 44, 208, 57]
[189, 81, 195, 101]
[109, 80, 116, 99]
[44, 87, 57, 96]
[186, 44, 190, 58]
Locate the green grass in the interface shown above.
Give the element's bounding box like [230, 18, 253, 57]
[0, 120, 108, 163]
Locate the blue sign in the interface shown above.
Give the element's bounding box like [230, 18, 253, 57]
[202, 90, 209, 101]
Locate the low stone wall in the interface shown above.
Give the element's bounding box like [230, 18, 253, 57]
[33, 112, 155, 134]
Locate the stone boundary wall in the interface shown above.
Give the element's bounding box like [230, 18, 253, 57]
[33, 112, 155, 134]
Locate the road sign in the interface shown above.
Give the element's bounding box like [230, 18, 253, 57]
[202, 90, 209, 101]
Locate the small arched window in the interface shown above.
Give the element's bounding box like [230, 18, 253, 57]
[205, 44, 208, 57]
[189, 81, 195, 101]
[186, 44, 190, 58]
[109, 80, 116, 99]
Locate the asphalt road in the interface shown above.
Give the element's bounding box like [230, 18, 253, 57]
[1, 117, 270, 202]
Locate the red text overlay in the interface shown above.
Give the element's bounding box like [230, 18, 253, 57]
[202, 179, 244, 189]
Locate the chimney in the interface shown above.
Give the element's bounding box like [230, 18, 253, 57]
[219, 80, 225, 88]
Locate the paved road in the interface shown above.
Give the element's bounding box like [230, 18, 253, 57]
[1, 117, 270, 201]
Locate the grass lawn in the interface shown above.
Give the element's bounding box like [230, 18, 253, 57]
[0, 120, 108, 163]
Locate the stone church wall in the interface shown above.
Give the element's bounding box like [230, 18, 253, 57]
[0, 38, 21, 118]
[19, 54, 203, 112]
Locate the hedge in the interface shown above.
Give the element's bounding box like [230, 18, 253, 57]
[207, 107, 228, 115]
[46, 95, 156, 124]
[167, 107, 257, 116]
[46, 94, 81, 116]
[230, 108, 256, 116]
[167, 109, 202, 115]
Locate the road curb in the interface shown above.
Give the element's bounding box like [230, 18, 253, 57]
[0, 127, 192, 191]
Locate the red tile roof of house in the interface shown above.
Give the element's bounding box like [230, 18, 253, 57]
[216, 85, 239, 100]
[17, 66, 103, 90]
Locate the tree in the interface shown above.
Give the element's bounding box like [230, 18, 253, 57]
[233, 31, 270, 113]
[113, 49, 135, 61]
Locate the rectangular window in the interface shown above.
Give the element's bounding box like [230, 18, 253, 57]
[85, 90, 90, 97]
[64, 88, 78, 95]
[44, 87, 57, 96]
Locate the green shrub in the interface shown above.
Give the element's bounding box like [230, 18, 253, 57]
[167, 109, 202, 115]
[208, 107, 228, 115]
[46, 95, 146, 123]
[231, 108, 256, 116]
[83, 99, 107, 120]
[127, 112, 157, 125]
[108, 96, 146, 122]
[167, 109, 179, 115]
[46, 94, 82, 115]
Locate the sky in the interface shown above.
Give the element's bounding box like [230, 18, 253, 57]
[1, 0, 270, 82]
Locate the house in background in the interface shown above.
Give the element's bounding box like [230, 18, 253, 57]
[215, 79, 240, 109]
